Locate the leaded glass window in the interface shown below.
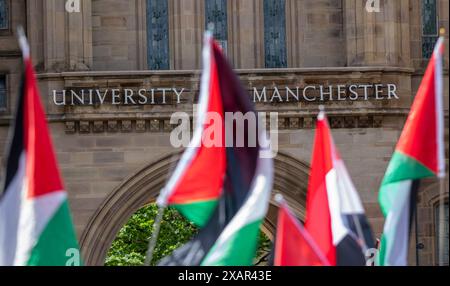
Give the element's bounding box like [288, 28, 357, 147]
[147, 0, 170, 70]
[0, 0, 9, 30]
[422, 0, 438, 59]
[205, 0, 228, 54]
[264, 0, 287, 68]
[0, 75, 6, 109]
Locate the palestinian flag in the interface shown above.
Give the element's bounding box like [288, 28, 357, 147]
[0, 32, 80, 266]
[158, 32, 273, 266]
[156, 34, 227, 228]
[304, 111, 375, 266]
[274, 195, 330, 266]
[377, 37, 445, 266]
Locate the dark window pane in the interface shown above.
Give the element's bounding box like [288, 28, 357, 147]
[0, 0, 9, 30]
[147, 0, 170, 70]
[205, 0, 228, 41]
[205, 0, 228, 54]
[264, 0, 287, 68]
[422, 0, 438, 58]
[422, 0, 438, 36]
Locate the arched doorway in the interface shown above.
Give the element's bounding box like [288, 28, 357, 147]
[79, 151, 310, 266]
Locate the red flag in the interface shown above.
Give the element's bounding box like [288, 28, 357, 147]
[304, 112, 373, 266]
[395, 37, 445, 178]
[274, 197, 330, 266]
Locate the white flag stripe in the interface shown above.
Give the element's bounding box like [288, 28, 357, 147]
[15, 191, 66, 265]
[201, 135, 273, 265]
[325, 169, 350, 246]
[334, 160, 365, 214]
[0, 153, 26, 266]
[157, 32, 214, 206]
[382, 180, 412, 266]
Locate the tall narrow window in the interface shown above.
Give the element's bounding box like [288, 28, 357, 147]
[205, 0, 228, 54]
[422, 0, 438, 59]
[0, 75, 6, 109]
[435, 202, 449, 265]
[264, 0, 287, 68]
[0, 0, 9, 30]
[147, 0, 169, 70]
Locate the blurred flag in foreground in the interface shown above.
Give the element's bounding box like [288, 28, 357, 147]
[155, 33, 227, 226]
[274, 195, 330, 266]
[377, 36, 445, 266]
[0, 30, 80, 266]
[304, 111, 374, 266]
[158, 31, 273, 266]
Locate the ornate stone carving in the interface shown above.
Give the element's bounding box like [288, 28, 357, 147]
[344, 116, 356, 128]
[121, 120, 132, 133]
[330, 117, 344, 128]
[373, 116, 383, 128]
[358, 116, 370, 128]
[93, 121, 105, 133]
[163, 119, 172, 132]
[303, 117, 313, 129]
[65, 121, 76, 134]
[108, 121, 118, 132]
[150, 119, 160, 132]
[278, 118, 287, 130]
[289, 118, 300, 129]
[79, 121, 90, 133]
[59, 115, 388, 134]
[136, 120, 146, 132]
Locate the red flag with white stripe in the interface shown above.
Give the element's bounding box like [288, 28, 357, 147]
[304, 111, 375, 266]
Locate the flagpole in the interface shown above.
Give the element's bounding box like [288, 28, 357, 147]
[144, 202, 166, 266]
[414, 197, 420, 266]
[437, 27, 446, 267]
[438, 177, 447, 266]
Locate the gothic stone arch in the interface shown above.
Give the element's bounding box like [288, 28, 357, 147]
[79, 151, 310, 266]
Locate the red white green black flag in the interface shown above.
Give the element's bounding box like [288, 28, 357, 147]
[157, 32, 273, 266]
[0, 32, 80, 266]
[156, 32, 227, 228]
[377, 36, 445, 266]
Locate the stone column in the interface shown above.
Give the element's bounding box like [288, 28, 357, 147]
[42, 0, 66, 71]
[66, 0, 93, 71]
[42, 0, 92, 72]
[169, 0, 204, 70]
[26, 0, 44, 71]
[285, 0, 304, 68]
[228, 0, 264, 69]
[344, 0, 411, 67]
[285, 0, 346, 68]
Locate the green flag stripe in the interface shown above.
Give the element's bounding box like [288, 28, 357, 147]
[200, 219, 262, 266]
[172, 199, 218, 228]
[377, 180, 413, 266]
[27, 200, 80, 266]
[381, 151, 435, 186]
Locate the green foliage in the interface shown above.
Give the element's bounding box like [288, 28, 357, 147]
[256, 231, 272, 259]
[105, 203, 273, 266]
[105, 204, 197, 266]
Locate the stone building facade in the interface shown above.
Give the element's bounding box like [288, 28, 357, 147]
[0, 0, 449, 266]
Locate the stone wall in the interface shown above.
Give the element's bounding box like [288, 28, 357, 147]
[0, 0, 449, 266]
